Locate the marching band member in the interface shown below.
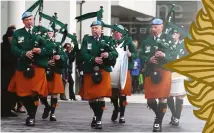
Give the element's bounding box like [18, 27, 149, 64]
[8, 12, 52, 126]
[111, 24, 137, 123]
[167, 27, 188, 126]
[139, 18, 174, 132]
[79, 20, 118, 129]
[40, 27, 68, 121]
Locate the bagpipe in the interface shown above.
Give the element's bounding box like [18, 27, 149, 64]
[39, 12, 67, 81]
[23, 0, 79, 80]
[26, 0, 79, 46]
[40, 11, 81, 81]
[75, 6, 129, 88]
[23, 31, 47, 78]
[46, 42, 60, 81]
[75, 6, 130, 67]
[76, 6, 104, 84]
[145, 4, 189, 84]
[76, 6, 115, 65]
[144, 4, 177, 84]
[23, 1, 44, 79]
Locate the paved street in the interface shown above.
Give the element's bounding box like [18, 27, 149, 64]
[1, 95, 205, 132]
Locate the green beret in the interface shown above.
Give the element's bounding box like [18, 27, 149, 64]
[116, 24, 125, 30]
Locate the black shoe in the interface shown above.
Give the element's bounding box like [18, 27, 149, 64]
[91, 116, 96, 128]
[60, 94, 67, 100]
[169, 117, 174, 124]
[153, 123, 162, 132]
[26, 117, 35, 126]
[95, 121, 102, 129]
[60, 98, 68, 101]
[111, 110, 118, 121]
[119, 117, 125, 123]
[172, 118, 179, 126]
[50, 114, 57, 121]
[42, 107, 51, 119]
[70, 98, 77, 101]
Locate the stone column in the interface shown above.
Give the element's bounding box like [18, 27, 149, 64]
[8, 1, 26, 29]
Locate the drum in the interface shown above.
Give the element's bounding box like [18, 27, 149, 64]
[110, 44, 128, 90]
[170, 72, 187, 96]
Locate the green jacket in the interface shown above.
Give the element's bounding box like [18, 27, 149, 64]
[171, 39, 188, 60]
[113, 37, 137, 70]
[80, 35, 118, 73]
[48, 41, 68, 74]
[126, 37, 137, 69]
[139, 34, 175, 70]
[11, 27, 53, 71]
